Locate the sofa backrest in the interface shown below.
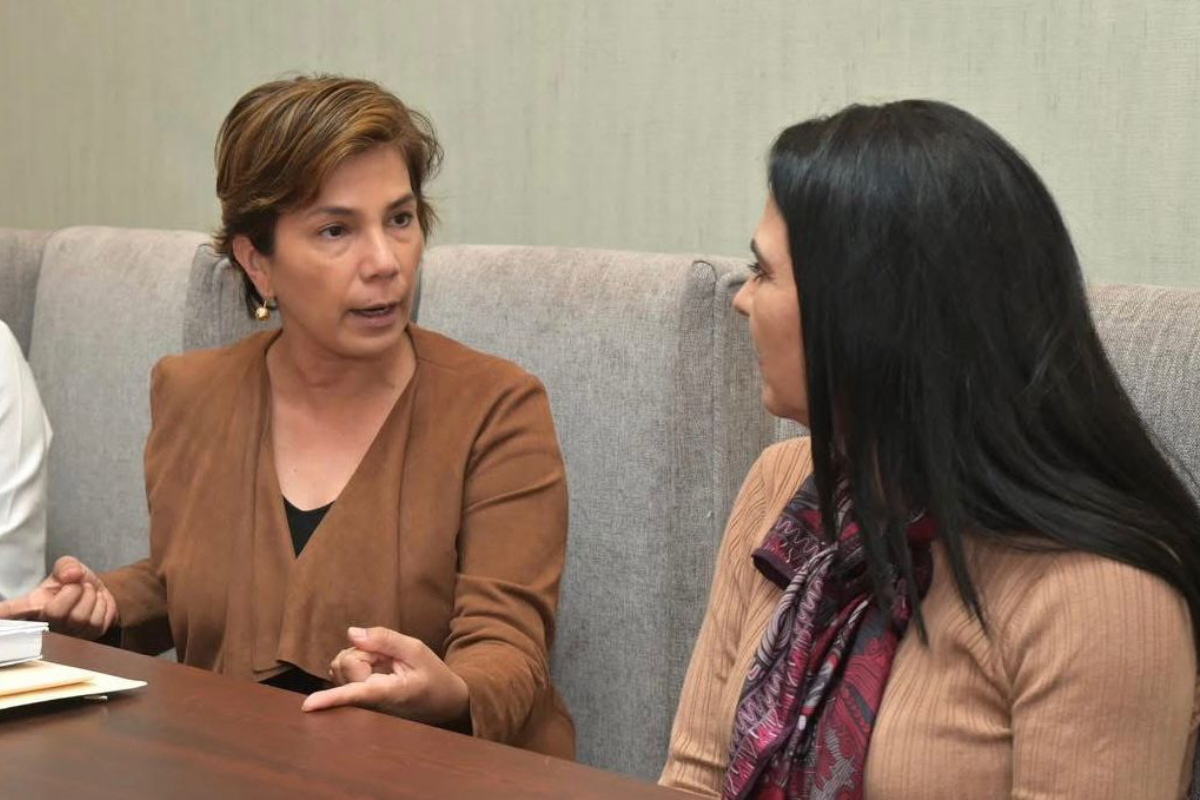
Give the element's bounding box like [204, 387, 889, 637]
[1091, 283, 1200, 800]
[4, 226, 1193, 788]
[769, 282, 1200, 493]
[28, 227, 209, 570]
[1089, 283, 1200, 496]
[418, 245, 772, 778]
[0, 229, 52, 357]
[766, 281, 1200, 798]
[0, 227, 774, 780]
[187, 240, 774, 778]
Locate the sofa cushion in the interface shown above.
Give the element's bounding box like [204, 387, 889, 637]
[766, 283, 1200, 492]
[763, 281, 1200, 794]
[1091, 283, 1200, 800]
[182, 244, 277, 351]
[1090, 283, 1200, 497]
[0, 229, 52, 357]
[419, 244, 773, 779]
[29, 226, 206, 571]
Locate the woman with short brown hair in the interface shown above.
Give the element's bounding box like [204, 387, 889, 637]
[12, 75, 575, 758]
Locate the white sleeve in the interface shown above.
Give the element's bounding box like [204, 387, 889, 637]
[0, 321, 51, 599]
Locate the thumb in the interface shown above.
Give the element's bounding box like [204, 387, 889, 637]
[52, 556, 86, 584]
[347, 626, 424, 664]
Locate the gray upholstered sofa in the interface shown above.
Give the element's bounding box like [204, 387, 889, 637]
[0, 226, 773, 781]
[1, 226, 1197, 793]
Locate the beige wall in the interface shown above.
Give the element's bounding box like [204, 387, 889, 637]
[1, 0, 1198, 286]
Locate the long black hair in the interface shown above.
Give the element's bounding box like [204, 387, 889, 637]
[769, 100, 1200, 648]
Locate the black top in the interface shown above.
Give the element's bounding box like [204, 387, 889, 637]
[261, 666, 325, 694]
[283, 496, 333, 557]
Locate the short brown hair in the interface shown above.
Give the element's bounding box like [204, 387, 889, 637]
[213, 75, 443, 315]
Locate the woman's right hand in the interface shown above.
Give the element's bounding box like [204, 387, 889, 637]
[0, 556, 119, 640]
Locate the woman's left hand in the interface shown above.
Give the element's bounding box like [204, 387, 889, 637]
[301, 626, 470, 727]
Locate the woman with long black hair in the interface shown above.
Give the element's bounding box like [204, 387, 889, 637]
[662, 100, 1200, 798]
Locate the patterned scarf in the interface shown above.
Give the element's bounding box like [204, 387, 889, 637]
[723, 476, 935, 800]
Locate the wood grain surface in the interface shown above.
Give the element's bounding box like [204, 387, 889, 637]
[0, 634, 690, 799]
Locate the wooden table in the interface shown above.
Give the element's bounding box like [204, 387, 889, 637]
[0, 634, 692, 799]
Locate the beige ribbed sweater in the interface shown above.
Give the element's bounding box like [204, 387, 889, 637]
[661, 438, 1200, 799]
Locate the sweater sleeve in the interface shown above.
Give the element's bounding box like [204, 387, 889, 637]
[101, 557, 172, 655]
[442, 372, 569, 748]
[659, 452, 772, 797]
[1006, 552, 1199, 799]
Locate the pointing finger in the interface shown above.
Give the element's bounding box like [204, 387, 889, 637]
[302, 676, 398, 713]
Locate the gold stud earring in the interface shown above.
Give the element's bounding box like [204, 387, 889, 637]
[255, 297, 275, 322]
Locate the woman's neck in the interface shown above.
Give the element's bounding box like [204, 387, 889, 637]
[265, 326, 416, 411]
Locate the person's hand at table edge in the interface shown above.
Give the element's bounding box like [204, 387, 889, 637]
[302, 626, 471, 729]
[0, 555, 119, 639]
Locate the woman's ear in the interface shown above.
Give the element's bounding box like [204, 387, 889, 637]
[232, 235, 273, 300]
